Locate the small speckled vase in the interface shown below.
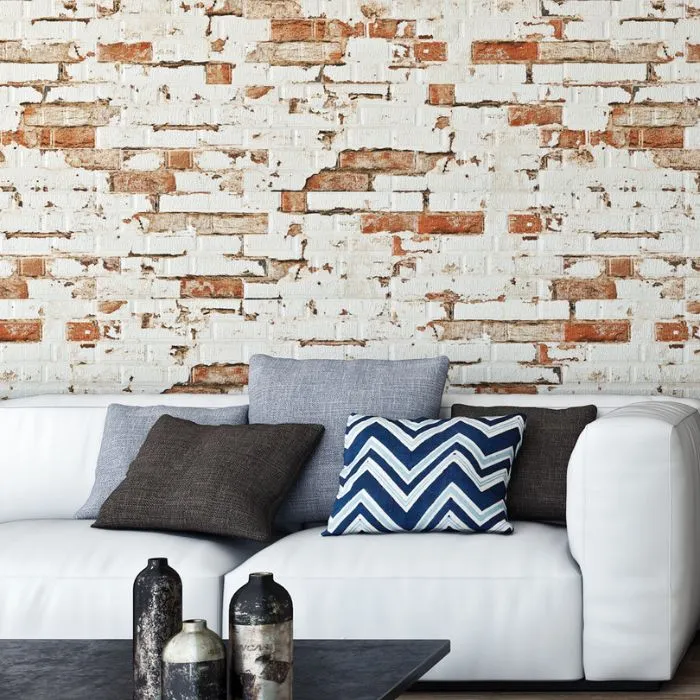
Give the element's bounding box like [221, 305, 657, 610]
[133, 557, 183, 700]
[162, 619, 226, 700]
[229, 572, 293, 700]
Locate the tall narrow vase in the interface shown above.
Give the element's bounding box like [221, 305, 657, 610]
[162, 619, 226, 700]
[229, 572, 293, 700]
[133, 557, 183, 700]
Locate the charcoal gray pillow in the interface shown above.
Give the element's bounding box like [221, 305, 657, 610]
[93, 416, 324, 541]
[247, 354, 450, 527]
[450, 404, 597, 523]
[75, 403, 249, 519]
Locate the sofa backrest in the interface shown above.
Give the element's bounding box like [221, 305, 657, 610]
[0, 394, 248, 522]
[2, 391, 699, 522]
[438, 392, 700, 418]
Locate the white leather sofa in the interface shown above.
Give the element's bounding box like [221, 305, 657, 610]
[2, 392, 700, 684]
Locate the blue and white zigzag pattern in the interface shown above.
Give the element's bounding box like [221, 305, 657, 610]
[323, 413, 526, 536]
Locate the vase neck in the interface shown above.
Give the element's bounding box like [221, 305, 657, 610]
[248, 572, 273, 586]
[148, 557, 168, 569]
[182, 619, 207, 634]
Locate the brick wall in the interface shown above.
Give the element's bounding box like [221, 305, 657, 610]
[0, 0, 698, 397]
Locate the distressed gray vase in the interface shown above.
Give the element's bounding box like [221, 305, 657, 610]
[133, 557, 183, 700]
[162, 619, 226, 700]
[229, 572, 293, 700]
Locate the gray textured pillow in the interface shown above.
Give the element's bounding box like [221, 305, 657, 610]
[450, 404, 597, 524]
[93, 416, 324, 541]
[247, 354, 450, 527]
[75, 403, 248, 519]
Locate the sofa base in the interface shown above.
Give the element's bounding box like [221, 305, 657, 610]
[410, 679, 663, 692]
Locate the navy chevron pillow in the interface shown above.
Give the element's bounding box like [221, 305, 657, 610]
[323, 413, 526, 536]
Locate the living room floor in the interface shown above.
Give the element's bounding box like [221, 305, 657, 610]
[401, 637, 700, 700]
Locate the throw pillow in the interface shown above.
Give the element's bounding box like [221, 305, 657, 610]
[75, 403, 249, 519]
[450, 404, 597, 523]
[323, 413, 526, 536]
[93, 416, 324, 541]
[247, 354, 450, 528]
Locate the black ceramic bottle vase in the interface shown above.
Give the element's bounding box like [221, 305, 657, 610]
[133, 557, 183, 700]
[229, 572, 293, 700]
[162, 619, 226, 700]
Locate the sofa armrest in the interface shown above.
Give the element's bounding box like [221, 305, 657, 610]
[567, 401, 700, 681]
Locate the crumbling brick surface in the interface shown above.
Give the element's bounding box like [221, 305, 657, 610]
[0, 0, 699, 396]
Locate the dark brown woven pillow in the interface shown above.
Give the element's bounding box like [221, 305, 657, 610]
[93, 415, 324, 541]
[450, 404, 597, 524]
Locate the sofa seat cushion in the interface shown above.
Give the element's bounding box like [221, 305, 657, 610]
[222, 522, 583, 682]
[0, 520, 262, 639]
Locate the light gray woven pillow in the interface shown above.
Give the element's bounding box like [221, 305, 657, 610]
[247, 354, 450, 528]
[75, 403, 249, 519]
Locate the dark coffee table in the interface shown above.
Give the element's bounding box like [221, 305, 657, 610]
[0, 638, 449, 700]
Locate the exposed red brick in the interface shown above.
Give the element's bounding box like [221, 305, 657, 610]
[319, 20, 364, 39]
[548, 19, 565, 40]
[339, 149, 415, 171]
[305, 172, 370, 191]
[361, 213, 418, 233]
[627, 127, 684, 149]
[418, 212, 484, 235]
[245, 86, 274, 99]
[509, 105, 563, 126]
[271, 19, 316, 40]
[280, 191, 307, 212]
[655, 321, 689, 342]
[472, 41, 538, 63]
[166, 150, 194, 169]
[97, 42, 153, 63]
[428, 84, 455, 105]
[508, 213, 542, 234]
[369, 19, 416, 39]
[689, 44, 700, 62]
[589, 130, 628, 148]
[607, 257, 634, 278]
[435, 116, 450, 130]
[414, 42, 447, 62]
[540, 129, 586, 148]
[0, 320, 41, 342]
[31, 127, 96, 149]
[99, 300, 127, 314]
[190, 363, 249, 385]
[552, 278, 617, 301]
[564, 321, 630, 342]
[180, 276, 244, 298]
[0, 278, 28, 298]
[270, 19, 361, 41]
[66, 320, 100, 342]
[56, 127, 95, 148]
[110, 171, 176, 194]
[205, 63, 233, 84]
[18, 258, 45, 277]
[474, 383, 539, 394]
[392, 235, 408, 255]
